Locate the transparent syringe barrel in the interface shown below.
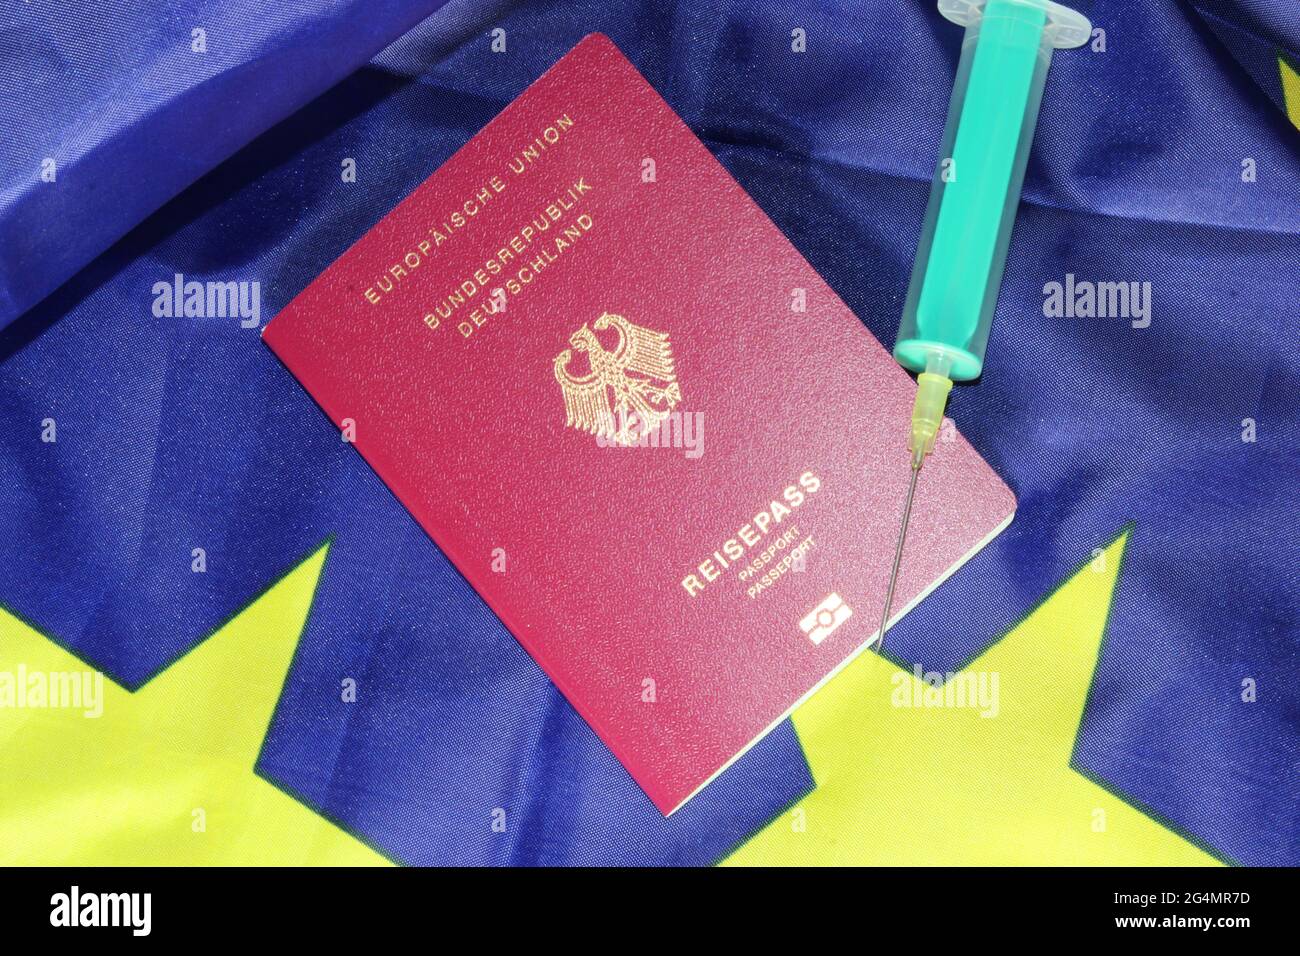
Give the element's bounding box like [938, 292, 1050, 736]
[895, 0, 1090, 381]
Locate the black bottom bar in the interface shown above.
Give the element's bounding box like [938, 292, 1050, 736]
[0, 866, 1280, 940]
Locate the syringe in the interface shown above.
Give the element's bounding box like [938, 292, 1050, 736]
[877, 0, 1091, 650]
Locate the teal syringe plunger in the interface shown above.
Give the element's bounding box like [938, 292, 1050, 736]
[877, 0, 1090, 649]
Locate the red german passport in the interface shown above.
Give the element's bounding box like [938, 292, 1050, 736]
[264, 34, 1015, 814]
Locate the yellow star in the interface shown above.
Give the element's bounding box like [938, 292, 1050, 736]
[0, 543, 390, 865]
[1280, 53, 1300, 130]
[726, 529, 1223, 865]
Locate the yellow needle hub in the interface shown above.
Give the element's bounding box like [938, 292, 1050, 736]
[910, 370, 954, 467]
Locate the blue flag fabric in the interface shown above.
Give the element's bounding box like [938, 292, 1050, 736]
[1190, 0, 1300, 122]
[0, 0, 464, 329]
[2, 0, 1297, 865]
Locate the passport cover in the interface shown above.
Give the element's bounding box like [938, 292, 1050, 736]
[263, 33, 1016, 815]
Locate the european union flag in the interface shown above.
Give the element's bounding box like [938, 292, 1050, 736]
[1, 0, 1295, 865]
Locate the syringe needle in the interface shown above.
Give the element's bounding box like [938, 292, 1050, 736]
[878, 356, 950, 653]
[876, 451, 923, 652]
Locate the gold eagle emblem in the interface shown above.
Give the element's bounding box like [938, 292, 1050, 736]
[553, 313, 682, 445]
